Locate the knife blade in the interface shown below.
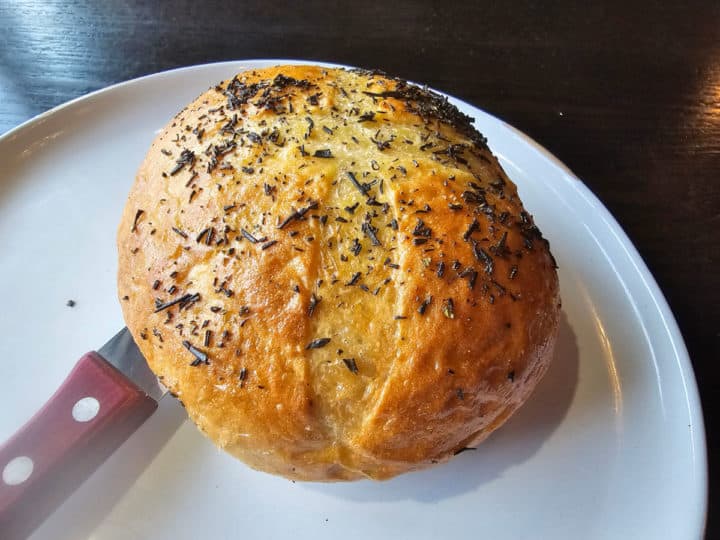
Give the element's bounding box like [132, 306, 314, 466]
[0, 327, 166, 540]
[99, 327, 167, 402]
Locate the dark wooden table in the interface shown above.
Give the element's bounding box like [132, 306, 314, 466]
[1, 1, 718, 536]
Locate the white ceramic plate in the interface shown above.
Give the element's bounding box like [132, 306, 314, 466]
[0, 60, 706, 540]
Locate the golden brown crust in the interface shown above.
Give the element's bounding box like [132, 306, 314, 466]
[117, 65, 560, 481]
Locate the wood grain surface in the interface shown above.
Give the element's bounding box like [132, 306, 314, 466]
[1, 1, 718, 536]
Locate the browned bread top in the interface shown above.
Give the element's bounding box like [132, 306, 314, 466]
[118, 65, 560, 481]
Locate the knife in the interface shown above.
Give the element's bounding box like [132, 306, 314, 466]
[0, 328, 166, 540]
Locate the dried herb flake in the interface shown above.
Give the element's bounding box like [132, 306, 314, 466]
[306, 337, 331, 349]
[342, 358, 359, 374]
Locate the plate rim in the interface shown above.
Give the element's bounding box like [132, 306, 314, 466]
[0, 58, 708, 536]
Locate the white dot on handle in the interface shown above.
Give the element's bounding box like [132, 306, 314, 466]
[72, 397, 100, 422]
[3, 456, 34, 485]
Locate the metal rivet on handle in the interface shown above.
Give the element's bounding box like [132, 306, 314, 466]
[72, 397, 100, 422]
[2, 456, 34, 486]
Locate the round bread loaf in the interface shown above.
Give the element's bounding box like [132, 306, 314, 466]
[118, 65, 560, 481]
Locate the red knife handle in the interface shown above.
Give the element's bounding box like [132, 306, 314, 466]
[0, 351, 158, 540]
